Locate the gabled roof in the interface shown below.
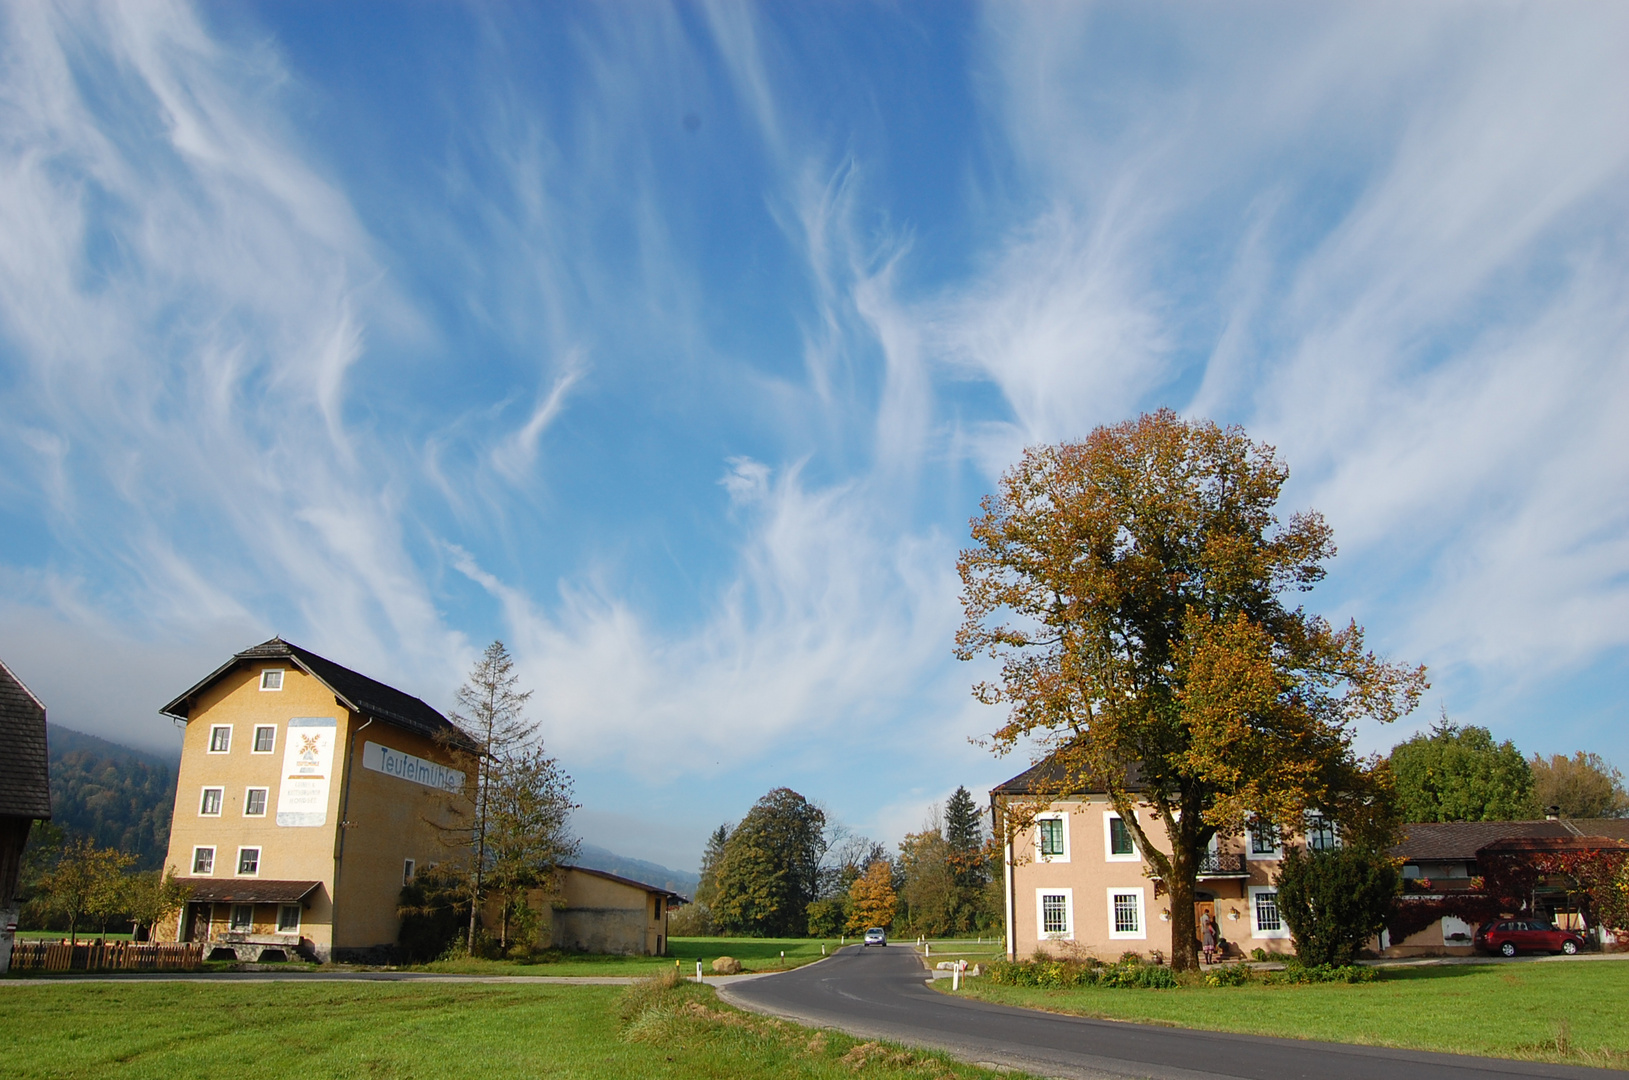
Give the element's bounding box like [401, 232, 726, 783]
[565, 864, 688, 901]
[991, 755, 1148, 797]
[162, 638, 474, 751]
[0, 656, 51, 819]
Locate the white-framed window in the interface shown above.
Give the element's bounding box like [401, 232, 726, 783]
[277, 905, 302, 933]
[1036, 889, 1073, 939]
[208, 725, 232, 753]
[1107, 887, 1146, 939]
[1035, 813, 1069, 862]
[403, 859, 416, 886]
[1103, 810, 1139, 862]
[1247, 819, 1283, 860]
[191, 846, 215, 875]
[199, 787, 224, 817]
[1304, 812, 1338, 852]
[229, 904, 253, 931]
[243, 787, 269, 817]
[236, 847, 261, 876]
[1250, 885, 1290, 938]
[252, 725, 277, 754]
[259, 668, 284, 691]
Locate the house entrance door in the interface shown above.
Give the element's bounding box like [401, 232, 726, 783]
[1194, 901, 1217, 959]
[185, 903, 211, 942]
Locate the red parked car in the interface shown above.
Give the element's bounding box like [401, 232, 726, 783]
[1475, 920, 1585, 957]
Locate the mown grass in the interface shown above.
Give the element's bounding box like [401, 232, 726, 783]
[0, 972, 1028, 1080]
[413, 935, 838, 977]
[951, 959, 1629, 1069]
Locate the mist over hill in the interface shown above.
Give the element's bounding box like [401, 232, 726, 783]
[573, 843, 698, 898]
[46, 724, 177, 870]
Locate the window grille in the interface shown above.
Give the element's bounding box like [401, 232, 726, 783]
[1042, 894, 1069, 935]
[1255, 890, 1282, 932]
[1113, 893, 1140, 935]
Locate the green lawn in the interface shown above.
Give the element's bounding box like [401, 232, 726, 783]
[14, 931, 134, 941]
[0, 976, 1021, 1080]
[951, 960, 1629, 1069]
[413, 936, 839, 977]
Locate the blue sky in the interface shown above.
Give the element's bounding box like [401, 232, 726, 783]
[2, 2, 1627, 872]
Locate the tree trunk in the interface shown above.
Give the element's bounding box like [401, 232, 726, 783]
[1167, 847, 1198, 973]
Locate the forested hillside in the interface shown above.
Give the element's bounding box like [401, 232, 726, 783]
[46, 724, 178, 870]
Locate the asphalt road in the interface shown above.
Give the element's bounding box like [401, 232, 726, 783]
[719, 944, 1600, 1080]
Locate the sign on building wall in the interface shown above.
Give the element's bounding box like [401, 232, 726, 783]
[277, 717, 337, 827]
[363, 741, 465, 793]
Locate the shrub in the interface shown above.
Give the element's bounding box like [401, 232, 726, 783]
[986, 955, 1175, 990]
[1274, 845, 1399, 966]
[1203, 963, 1254, 987]
[396, 866, 470, 963]
[1263, 960, 1377, 985]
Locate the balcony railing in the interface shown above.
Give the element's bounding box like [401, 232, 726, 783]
[1196, 852, 1248, 877]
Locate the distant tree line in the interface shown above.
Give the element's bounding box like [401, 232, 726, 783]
[672, 785, 1003, 939]
[44, 725, 178, 870]
[1388, 715, 1629, 823]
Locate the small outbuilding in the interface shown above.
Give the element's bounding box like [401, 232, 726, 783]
[495, 866, 686, 956]
[0, 656, 52, 974]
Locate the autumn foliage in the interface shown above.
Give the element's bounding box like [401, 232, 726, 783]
[958, 410, 1427, 969]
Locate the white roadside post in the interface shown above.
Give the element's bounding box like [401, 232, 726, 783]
[696, 961, 703, 982]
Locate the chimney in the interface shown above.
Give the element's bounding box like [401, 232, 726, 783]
[1545, 805, 1561, 821]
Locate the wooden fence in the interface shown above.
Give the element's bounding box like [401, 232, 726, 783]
[9, 940, 204, 972]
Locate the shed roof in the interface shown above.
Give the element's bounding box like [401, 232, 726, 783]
[183, 879, 321, 904]
[162, 638, 474, 751]
[0, 656, 51, 820]
[564, 864, 688, 901]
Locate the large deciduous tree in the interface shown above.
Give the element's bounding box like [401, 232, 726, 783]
[1531, 752, 1629, 819]
[713, 788, 826, 937]
[957, 411, 1426, 971]
[1388, 719, 1537, 822]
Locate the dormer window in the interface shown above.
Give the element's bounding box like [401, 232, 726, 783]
[260, 669, 284, 691]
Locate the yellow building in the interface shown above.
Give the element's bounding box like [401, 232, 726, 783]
[156, 638, 472, 962]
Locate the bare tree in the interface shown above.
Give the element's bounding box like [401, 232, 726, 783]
[449, 641, 539, 954]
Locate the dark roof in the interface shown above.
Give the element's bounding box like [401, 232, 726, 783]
[1478, 835, 1629, 856]
[1394, 820, 1629, 862]
[565, 864, 687, 901]
[0, 656, 51, 819]
[991, 755, 1148, 797]
[162, 638, 474, 751]
[182, 879, 321, 904]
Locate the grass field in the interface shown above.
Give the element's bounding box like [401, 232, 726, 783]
[0, 975, 1019, 1080]
[413, 936, 839, 977]
[14, 931, 134, 942]
[950, 959, 1629, 1069]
